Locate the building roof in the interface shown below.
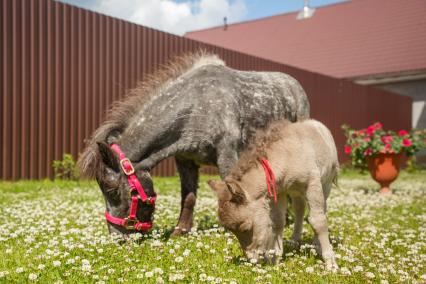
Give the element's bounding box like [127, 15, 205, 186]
[186, 0, 426, 79]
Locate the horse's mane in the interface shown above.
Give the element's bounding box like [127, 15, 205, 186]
[228, 120, 292, 181]
[77, 50, 224, 178]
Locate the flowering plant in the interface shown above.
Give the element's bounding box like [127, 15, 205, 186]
[342, 122, 426, 168]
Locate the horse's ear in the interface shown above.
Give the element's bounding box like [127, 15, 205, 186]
[225, 179, 247, 204]
[97, 141, 120, 172]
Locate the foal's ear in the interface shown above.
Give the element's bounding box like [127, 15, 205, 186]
[225, 180, 247, 204]
[208, 180, 232, 201]
[97, 141, 120, 172]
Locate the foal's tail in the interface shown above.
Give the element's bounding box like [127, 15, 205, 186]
[332, 162, 340, 188]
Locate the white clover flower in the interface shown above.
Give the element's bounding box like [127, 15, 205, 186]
[16, 267, 24, 273]
[145, 271, 154, 278]
[107, 268, 115, 274]
[37, 264, 45, 270]
[136, 274, 144, 279]
[196, 242, 203, 248]
[153, 268, 163, 275]
[52, 260, 61, 267]
[169, 249, 175, 254]
[305, 267, 314, 273]
[183, 249, 190, 257]
[199, 273, 207, 280]
[169, 273, 184, 282]
[340, 267, 351, 276]
[66, 259, 75, 265]
[156, 276, 164, 284]
[380, 280, 389, 284]
[28, 273, 38, 281]
[151, 240, 163, 248]
[175, 256, 184, 263]
[5, 248, 12, 254]
[365, 272, 375, 279]
[353, 265, 364, 272]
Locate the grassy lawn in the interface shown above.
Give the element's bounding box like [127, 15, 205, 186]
[0, 171, 425, 283]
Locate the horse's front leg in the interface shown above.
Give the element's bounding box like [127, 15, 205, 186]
[171, 156, 199, 236]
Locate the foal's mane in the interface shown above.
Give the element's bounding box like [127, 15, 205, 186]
[228, 120, 292, 181]
[77, 50, 223, 178]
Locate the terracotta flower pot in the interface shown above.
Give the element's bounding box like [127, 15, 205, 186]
[367, 153, 403, 195]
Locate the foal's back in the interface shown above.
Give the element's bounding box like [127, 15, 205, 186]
[272, 119, 338, 187]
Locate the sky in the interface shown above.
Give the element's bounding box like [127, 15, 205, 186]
[58, 0, 346, 35]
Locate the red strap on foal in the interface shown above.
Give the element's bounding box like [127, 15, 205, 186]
[261, 158, 277, 203]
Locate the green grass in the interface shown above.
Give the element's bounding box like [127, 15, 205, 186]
[0, 172, 425, 283]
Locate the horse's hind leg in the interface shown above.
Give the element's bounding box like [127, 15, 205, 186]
[306, 177, 338, 271]
[172, 156, 199, 237]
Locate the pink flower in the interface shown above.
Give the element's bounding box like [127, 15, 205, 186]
[384, 144, 394, 153]
[402, 138, 412, 147]
[363, 148, 373, 156]
[366, 125, 375, 136]
[381, 135, 393, 144]
[398, 130, 408, 136]
[344, 146, 351, 154]
[373, 122, 383, 130]
[364, 137, 371, 142]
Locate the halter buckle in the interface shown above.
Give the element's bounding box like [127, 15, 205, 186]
[124, 218, 138, 230]
[120, 158, 135, 175]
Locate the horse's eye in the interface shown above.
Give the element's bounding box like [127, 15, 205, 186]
[104, 187, 120, 201]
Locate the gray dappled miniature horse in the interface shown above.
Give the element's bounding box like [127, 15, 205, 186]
[208, 119, 339, 270]
[78, 52, 310, 236]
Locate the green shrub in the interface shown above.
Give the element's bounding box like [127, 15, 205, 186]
[52, 154, 79, 180]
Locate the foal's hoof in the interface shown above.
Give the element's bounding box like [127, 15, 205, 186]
[324, 253, 339, 272]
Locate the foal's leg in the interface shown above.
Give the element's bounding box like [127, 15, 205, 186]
[290, 195, 305, 245]
[306, 177, 338, 270]
[172, 157, 199, 237]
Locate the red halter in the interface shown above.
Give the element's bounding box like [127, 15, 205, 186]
[261, 158, 277, 203]
[105, 144, 156, 231]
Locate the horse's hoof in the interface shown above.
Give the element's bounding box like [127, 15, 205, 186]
[288, 239, 301, 250]
[170, 227, 189, 237]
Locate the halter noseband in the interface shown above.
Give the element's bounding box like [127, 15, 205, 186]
[104, 143, 156, 231]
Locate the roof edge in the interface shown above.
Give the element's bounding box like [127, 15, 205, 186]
[185, 0, 350, 36]
[352, 69, 426, 85]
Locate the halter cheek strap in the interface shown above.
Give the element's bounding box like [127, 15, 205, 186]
[105, 144, 157, 231]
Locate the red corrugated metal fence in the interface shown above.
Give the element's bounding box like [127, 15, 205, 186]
[0, 0, 411, 180]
